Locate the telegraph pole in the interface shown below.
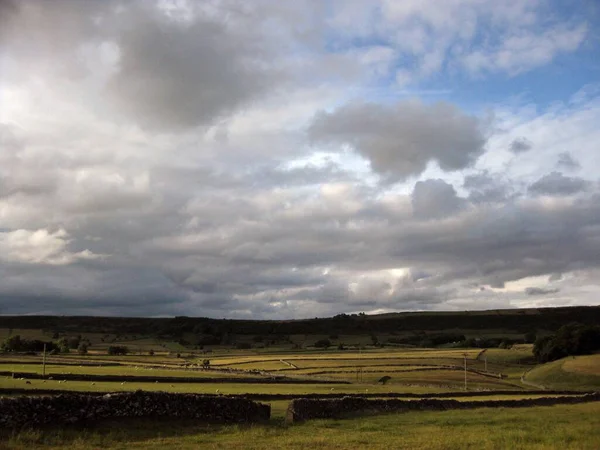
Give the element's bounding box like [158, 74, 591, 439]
[463, 353, 468, 391]
[42, 343, 47, 378]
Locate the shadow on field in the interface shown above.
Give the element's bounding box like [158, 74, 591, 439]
[0, 417, 286, 448]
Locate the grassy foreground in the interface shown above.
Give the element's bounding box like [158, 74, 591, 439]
[2, 402, 599, 450]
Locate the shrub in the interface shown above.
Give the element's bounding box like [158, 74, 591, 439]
[107, 345, 129, 356]
[68, 336, 81, 349]
[314, 339, 331, 348]
[57, 337, 70, 353]
[77, 342, 89, 354]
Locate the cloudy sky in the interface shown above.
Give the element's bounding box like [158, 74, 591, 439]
[1, 0, 599, 318]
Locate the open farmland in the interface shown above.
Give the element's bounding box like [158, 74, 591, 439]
[1, 308, 599, 449]
[524, 354, 600, 390]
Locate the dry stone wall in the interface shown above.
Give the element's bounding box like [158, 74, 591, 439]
[0, 371, 348, 384]
[0, 388, 592, 401]
[0, 390, 270, 429]
[286, 392, 600, 423]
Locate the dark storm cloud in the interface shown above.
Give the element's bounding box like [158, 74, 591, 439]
[463, 171, 515, 203]
[107, 4, 278, 131]
[309, 100, 486, 181]
[411, 179, 465, 219]
[529, 172, 589, 195]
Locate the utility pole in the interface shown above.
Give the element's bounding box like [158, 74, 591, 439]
[42, 343, 47, 378]
[484, 355, 487, 372]
[463, 353, 468, 391]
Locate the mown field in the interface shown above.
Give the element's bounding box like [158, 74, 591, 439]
[1, 330, 599, 449]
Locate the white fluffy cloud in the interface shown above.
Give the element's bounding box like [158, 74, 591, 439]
[0, 229, 99, 265]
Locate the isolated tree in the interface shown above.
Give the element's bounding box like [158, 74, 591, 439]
[314, 339, 331, 348]
[107, 345, 129, 356]
[370, 334, 379, 346]
[57, 337, 70, 353]
[68, 336, 81, 349]
[77, 342, 89, 354]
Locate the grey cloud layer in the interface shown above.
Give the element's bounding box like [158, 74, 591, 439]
[107, 4, 277, 130]
[529, 172, 589, 196]
[0, 0, 598, 318]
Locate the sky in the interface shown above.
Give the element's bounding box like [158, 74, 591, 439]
[0, 0, 599, 319]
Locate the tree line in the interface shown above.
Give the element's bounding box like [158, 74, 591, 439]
[533, 323, 600, 363]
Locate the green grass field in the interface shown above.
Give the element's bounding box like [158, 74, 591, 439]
[3, 403, 599, 449]
[1, 339, 599, 449]
[0, 347, 526, 390]
[524, 354, 600, 390]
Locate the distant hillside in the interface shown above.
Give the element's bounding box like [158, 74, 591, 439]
[524, 354, 600, 390]
[0, 305, 598, 338]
